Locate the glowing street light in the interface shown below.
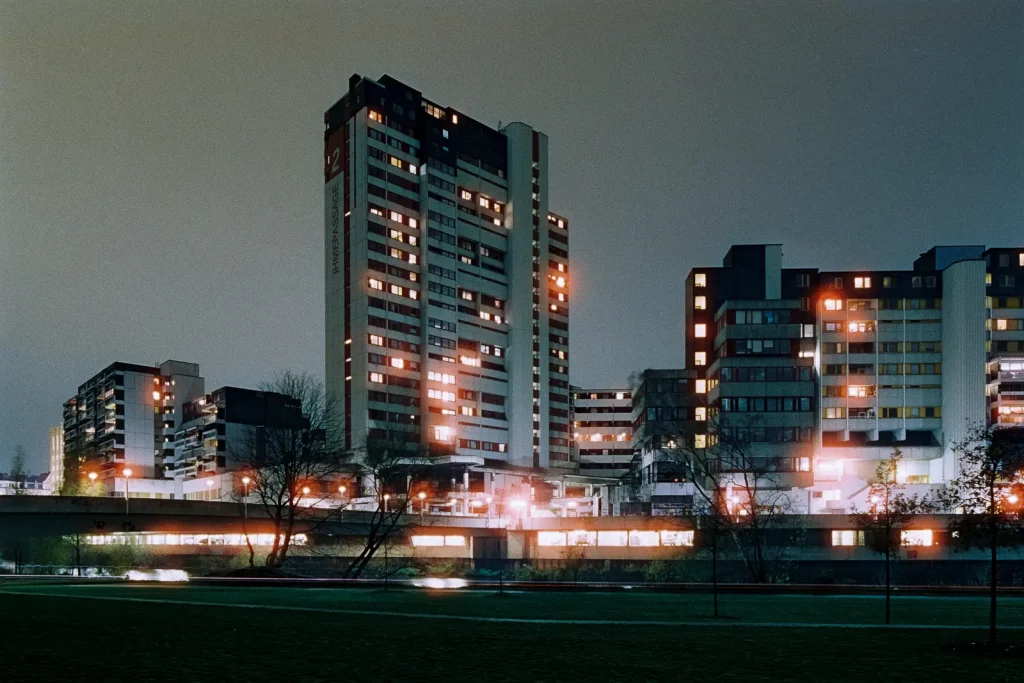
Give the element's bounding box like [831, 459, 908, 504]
[123, 467, 133, 515]
[1008, 494, 1019, 505]
[338, 485, 347, 495]
[88, 472, 97, 482]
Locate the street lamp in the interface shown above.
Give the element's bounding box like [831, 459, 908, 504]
[338, 484, 347, 496]
[123, 467, 133, 515]
[241, 476, 251, 541]
[418, 491, 426, 519]
[383, 493, 390, 512]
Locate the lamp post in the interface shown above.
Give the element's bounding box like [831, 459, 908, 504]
[241, 475, 251, 536]
[87, 471, 98, 496]
[123, 468, 133, 515]
[418, 491, 426, 521]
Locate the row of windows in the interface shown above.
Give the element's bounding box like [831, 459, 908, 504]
[368, 278, 419, 301]
[367, 391, 420, 408]
[720, 397, 813, 412]
[990, 297, 1024, 309]
[718, 366, 814, 383]
[368, 297, 418, 319]
[368, 334, 420, 354]
[718, 427, 814, 444]
[731, 339, 794, 355]
[825, 275, 938, 290]
[992, 319, 1024, 331]
[458, 439, 507, 452]
[823, 363, 942, 375]
[824, 341, 943, 354]
[823, 406, 941, 419]
[731, 309, 798, 325]
[368, 316, 420, 337]
[368, 373, 420, 390]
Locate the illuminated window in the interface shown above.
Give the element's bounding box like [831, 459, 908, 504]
[460, 190, 472, 200]
[556, 276, 566, 288]
[695, 379, 707, 394]
[848, 385, 869, 397]
[694, 273, 707, 287]
[566, 530, 597, 546]
[390, 210, 402, 222]
[390, 284, 404, 296]
[479, 196, 491, 209]
[824, 299, 843, 311]
[369, 278, 383, 290]
[408, 254, 417, 265]
[629, 531, 660, 547]
[451, 114, 459, 124]
[408, 165, 418, 176]
[538, 532, 567, 546]
[854, 277, 871, 289]
[427, 389, 455, 402]
[461, 290, 474, 301]
[694, 296, 706, 310]
[997, 319, 1008, 331]
[1019, 253, 1024, 266]
[661, 530, 694, 547]
[369, 372, 384, 384]
[368, 110, 382, 123]
[694, 324, 707, 338]
[370, 207, 384, 217]
[694, 434, 707, 448]
[432, 425, 454, 442]
[460, 406, 475, 416]
[589, 433, 603, 442]
[901, 530, 933, 547]
[459, 356, 481, 367]
[411, 535, 444, 547]
[694, 352, 707, 366]
[616, 392, 625, 400]
[409, 218, 417, 229]
[695, 407, 707, 421]
[390, 357, 404, 369]
[597, 531, 627, 546]
[831, 530, 864, 546]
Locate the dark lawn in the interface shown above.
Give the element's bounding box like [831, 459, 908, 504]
[0, 585, 1022, 682]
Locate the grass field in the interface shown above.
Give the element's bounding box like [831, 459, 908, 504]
[1, 582, 1023, 682]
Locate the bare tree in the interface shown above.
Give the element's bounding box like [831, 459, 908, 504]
[339, 436, 429, 579]
[230, 371, 348, 568]
[10, 445, 27, 494]
[938, 424, 1024, 646]
[661, 416, 797, 586]
[852, 448, 934, 624]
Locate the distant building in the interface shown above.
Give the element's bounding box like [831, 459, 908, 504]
[62, 360, 204, 498]
[571, 387, 633, 478]
[165, 386, 305, 499]
[614, 369, 700, 516]
[49, 425, 64, 493]
[0, 472, 51, 496]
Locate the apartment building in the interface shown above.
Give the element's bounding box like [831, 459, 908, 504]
[571, 387, 633, 478]
[613, 369, 700, 515]
[324, 74, 572, 493]
[48, 425, 64, 494]
[165, 386, 305, 486]
[62, 360, 204, 497]
[674, 243, 1024, 516]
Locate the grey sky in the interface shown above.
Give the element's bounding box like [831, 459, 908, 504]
[1, 1, 1021, 471]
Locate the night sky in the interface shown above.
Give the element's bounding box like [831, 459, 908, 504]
[1, 1, 1020, 471]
